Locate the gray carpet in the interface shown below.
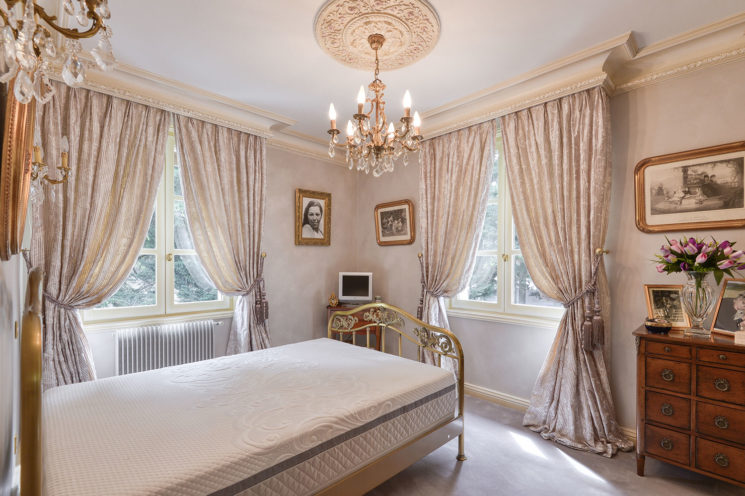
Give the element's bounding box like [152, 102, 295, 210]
[367, 395, 745, 495]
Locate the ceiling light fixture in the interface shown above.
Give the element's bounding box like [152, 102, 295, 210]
[327, 33, 422, 177]
[0, 0, 115, 105]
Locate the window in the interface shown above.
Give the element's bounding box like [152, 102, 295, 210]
[84, 131, 230, 324]
[448, 133, 562, 324]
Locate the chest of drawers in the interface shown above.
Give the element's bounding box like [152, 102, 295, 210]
[635, 328, 745, 487]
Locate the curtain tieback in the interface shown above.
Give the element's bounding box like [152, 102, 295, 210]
[240, 253, 268, 324]
[562, 251, 606, 352]
[43, 292, 77, 311]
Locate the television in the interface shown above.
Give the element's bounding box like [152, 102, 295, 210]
[338, 272, 373, 303]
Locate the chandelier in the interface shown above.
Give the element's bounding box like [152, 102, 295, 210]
[0, 0, 115, 105]
[327, 34, 422, 177]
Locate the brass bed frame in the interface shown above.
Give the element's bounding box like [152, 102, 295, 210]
[19, 270, 465, 496]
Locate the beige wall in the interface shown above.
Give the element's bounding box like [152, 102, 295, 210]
[0, 255, 21, 496]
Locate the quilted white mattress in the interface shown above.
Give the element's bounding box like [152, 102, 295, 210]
[43, 338, 456, 496]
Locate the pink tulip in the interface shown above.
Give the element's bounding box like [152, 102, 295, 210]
[695, 253, 708, 264]
[724, 246, 733, 256]
[670, 243, 683, 254]
[660, 245, 671, 256]
[664, 254, 677, 263]
[719, 241, 731, 250]
[656, 264, 666, 273]
[718, 259, 736, 269]
[732, 251, 744, 259]
[684, 244, 698, 255]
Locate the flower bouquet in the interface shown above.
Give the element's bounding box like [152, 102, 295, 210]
[654, 237, 745, 335]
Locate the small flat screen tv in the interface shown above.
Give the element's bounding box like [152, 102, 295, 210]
[339, 272, 373, 303]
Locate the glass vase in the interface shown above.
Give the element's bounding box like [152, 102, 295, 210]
[681, 271, 714, 336]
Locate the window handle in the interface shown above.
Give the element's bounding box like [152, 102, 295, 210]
[502, 254, 509, 262]
[166, 253, 173, 262]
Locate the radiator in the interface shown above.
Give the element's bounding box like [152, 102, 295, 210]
[116, 320, 215, 375]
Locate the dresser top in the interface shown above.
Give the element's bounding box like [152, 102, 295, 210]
[634, 326, 745, 350]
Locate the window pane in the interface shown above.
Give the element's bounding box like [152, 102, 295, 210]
[174, 255, 218, 303]
[488, 152, 499, 201]
[512, 255, 561, 308]
[174, 199, 195, 250]
[479, 204, 498, 250]
[143, 211, 156, 249]
[466, 255, 498, 302]
[513, 221, 519, 250]
[173, 162, 183, 197]
[96, 255, 156, 308]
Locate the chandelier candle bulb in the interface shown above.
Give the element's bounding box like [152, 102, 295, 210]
[403, 90, 412, 117]
[346, 120, 354, 136]
[357, 86, 365, 113]
[387, 122, 395, 140]
[328, 103, 337, 129]
[413, 111, 422, 135]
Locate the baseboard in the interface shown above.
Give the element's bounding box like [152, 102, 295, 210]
[464, 383, 637, 443]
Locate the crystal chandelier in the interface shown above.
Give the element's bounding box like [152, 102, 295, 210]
[0, 0, 115, 105]
[327, 34, 422, 177]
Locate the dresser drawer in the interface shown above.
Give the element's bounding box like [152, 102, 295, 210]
[647, 341, 691, 360]
[646, 357, 691, 394]
[646, 391, 690, 429]
[698, 348, 745, 368]
[695, 437, 745, 484]
[645, 424, 690, 465]
[697, 366, 745, 406]
[696, 401, 745, 444]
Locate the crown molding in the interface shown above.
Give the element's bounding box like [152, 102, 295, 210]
[421, 33, 636, 139]
[268, 130, 346, 166]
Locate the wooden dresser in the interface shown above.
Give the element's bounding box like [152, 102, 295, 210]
[634, 328, 745, 487]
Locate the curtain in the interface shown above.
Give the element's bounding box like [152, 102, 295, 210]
[418, 120, 495, 339]
[500, 86, 632, 456]
[174, 115, 269, 354]
[31, 81, 169, 389]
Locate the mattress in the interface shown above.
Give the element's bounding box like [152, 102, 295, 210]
[43, 338, 456, 496]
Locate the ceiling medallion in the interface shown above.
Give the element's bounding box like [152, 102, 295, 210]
[313, 0, 441, 71]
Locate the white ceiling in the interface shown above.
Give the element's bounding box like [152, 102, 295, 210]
[108, 1, 745, 141]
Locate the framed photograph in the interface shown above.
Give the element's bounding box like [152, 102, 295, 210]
[374, 199, 415, 246]
[644, 284, 690, 329]
[711, 278, 745, 336]
[634, 141, 745, 233]
[295, 188, 331, 246]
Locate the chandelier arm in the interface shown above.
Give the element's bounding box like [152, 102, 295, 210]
[34, 1, 104, 40]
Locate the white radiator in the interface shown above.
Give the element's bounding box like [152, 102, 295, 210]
[116, 320, 215, 375]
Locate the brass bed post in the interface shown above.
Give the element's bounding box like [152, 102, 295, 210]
[20, 267, 43, 496]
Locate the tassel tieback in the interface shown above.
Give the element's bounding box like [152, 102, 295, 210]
[563, 252, 605, 352]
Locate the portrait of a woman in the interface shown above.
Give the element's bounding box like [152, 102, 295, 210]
[302, 200, 324, 239]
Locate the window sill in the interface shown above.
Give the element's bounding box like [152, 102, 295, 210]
[83, 310, 235, 333]
[446, 308, 560, 330]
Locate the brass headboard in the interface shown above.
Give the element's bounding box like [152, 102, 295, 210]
[20, 266, 42, 496]
[327, 302, 466, 460]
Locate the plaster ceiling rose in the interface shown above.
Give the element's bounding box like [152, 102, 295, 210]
[314, 0, 441, 71]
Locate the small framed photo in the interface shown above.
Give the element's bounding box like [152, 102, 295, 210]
[374, 199, 415, 246]
[634, 141, 745, 233]
[711, 278, 745, 336]
[644, 284, 690, 329]
[295, 189, 330, 246]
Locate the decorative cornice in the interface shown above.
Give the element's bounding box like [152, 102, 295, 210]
[268, 130, 346, 166]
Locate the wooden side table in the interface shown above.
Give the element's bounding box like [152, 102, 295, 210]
[327, 305, 382, 351]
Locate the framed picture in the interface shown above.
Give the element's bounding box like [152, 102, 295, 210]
[374, 199, 415, 246]
[634, 141, 745, 233]
[295, 188, 331, 246]
[644, 284, 690, 329]
[711, 278, 745, 336]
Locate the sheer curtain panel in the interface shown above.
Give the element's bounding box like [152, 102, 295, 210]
[500, 86, 632, 456]
[31, 81, 169, 389]
[174, 115, 269, 354]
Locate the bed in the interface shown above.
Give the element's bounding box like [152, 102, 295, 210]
[19, 268, 466, 496]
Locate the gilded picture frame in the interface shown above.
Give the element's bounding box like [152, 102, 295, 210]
[374, 199, 415, 246]
[643, 284, 689, 329]
[295, 188, 331, 246]
[0, 82, 35, 261]
[711, 277, 745, 337]
[634, 141, 745, 233]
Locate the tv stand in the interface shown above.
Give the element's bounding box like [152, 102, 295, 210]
[327, 304, 382, 351]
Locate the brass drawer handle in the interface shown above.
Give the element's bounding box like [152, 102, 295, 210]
[719, 354, 728, 361]
[660, 438, 673, 451]
[715, 415, 729, 430]
[661, 369, 675, 382]
[714, 378, 730, 392]
[714, 453, 729, 468]
[664, 346, 672, 353]
[661, 403, 674, 416]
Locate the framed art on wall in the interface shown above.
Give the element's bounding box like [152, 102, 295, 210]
[374, 199, 415, 246]
[644, 284, 689, 329]
[634, 141, 745, 233]
[295, 188, 331, 246]
[711, 278, 745, 336]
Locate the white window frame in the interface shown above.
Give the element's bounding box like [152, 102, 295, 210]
[83, 130, 232, 325]
[448, 133, 563, 327]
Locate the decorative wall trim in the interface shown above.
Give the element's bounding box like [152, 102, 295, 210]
[464, 382, 637, 443]
[268, 131, 347, 166]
